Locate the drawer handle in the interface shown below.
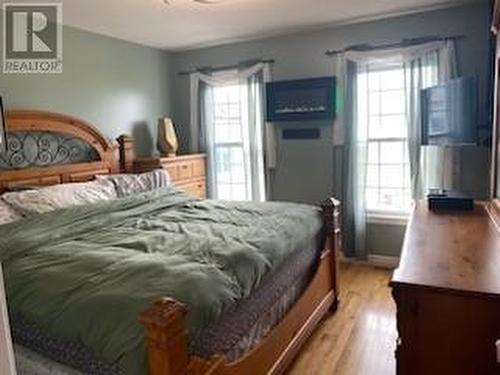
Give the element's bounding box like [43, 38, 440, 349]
[182, 165, 188, 169]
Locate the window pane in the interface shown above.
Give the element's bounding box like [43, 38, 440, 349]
[358, 62, 418, 213]
[231, 184, 246, 201]
[215, 103, 228, 118]
[380, 165, 404, 188]
[380, 115, 407, 139]
[228, 104, 240, 118]
[367, 116, 380, 138]
[404, 165, 411, 188]
[230, 146, 244, 165]
[218, 184, 231, 200]
[380, 69, 404, 90]
[379, 188, 404, 210]
[366, 165, 379, 188]
[380, 91, 405, 114]
[369, 92, 380, 115]
[366, 188, 379, 210]
[368, 71, 381, 91]
[403, 188, 412, 208]
[215, 147, 231, 183]
[380, 141, 404, 164]
[367, 142, 379, 164]
[215, 146, 247, 199]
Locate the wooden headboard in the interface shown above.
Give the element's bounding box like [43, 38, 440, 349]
[0, 110, 121, 192]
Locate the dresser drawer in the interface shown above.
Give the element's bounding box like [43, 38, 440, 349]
[164, 164, 178, 181]
[176, 161, 193, 181]
[177, 179, 206, 199]
[192, 158, 206, 178]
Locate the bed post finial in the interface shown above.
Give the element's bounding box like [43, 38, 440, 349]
[116, 135, 135, 173]
[321, 198, 341, 236]
[321, 197, 341, 311]
[139, 297, 190, 375]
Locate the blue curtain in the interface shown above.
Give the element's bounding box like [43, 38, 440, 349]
[342, 60, 368, 258]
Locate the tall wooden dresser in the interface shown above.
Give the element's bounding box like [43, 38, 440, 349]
[134, 154, 207, 199]
[390, 202, 500, 375]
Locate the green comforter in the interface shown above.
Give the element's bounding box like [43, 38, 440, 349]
[0, 187, 323, 374]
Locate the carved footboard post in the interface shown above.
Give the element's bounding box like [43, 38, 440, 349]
[321, 197, 341, 311]
[139, 298, 190, 375]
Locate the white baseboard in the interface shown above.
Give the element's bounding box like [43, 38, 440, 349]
[339, 253, 400, 269]
[367, 254, 400, 269]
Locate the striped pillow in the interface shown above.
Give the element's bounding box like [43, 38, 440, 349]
[98, 169, 171, 197]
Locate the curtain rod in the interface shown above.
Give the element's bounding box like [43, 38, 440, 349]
[178, 58, 274, 76]
[325, 35, 465, 56]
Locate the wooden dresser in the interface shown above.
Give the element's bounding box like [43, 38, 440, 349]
[134, 154, 207, 199]
[390, 202, 500, 375]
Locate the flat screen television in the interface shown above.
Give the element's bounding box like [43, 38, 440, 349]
[421, 76, 478, 146]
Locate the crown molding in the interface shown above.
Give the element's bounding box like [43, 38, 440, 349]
[171, 0, 482, 52]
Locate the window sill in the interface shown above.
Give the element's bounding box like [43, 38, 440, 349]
[366, 211, 409, 226]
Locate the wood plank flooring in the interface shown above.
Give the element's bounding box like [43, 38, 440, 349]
[287, 263, 396, 375]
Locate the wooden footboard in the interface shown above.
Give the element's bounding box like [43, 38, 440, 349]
[139, 198, 341, 375]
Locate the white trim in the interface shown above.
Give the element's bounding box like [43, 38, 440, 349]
[366, 211, 408, 225]
[339, 253, 400, 269]
[367, 254, 400, 269]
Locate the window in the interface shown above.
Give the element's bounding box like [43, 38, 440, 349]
[213, 83, 251, 201]
[358, 63, 411, 214]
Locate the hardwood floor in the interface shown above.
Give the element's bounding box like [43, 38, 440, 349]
[287, 262, 396, 375]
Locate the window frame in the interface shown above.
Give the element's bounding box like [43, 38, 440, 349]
[360, 62, 411, 221]
[212, 82, 252, 201]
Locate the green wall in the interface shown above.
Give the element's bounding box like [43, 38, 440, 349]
[0, 3, 492, 257]
[0, 22, 172, 156]
[170, 3, 492, 257]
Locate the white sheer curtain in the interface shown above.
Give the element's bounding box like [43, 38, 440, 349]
[189, 62, 276, 201]
[405, 40, 457, 198]
[334, 40, 457, 258]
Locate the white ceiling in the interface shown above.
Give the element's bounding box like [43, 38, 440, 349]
[30, 0, 479, 51]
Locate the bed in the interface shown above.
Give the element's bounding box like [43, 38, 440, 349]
[0, 110, 341, 375]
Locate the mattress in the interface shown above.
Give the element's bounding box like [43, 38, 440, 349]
[13, 235, 322, 374]
[191, 235, 322, 360]
[2, 189, 324, 374]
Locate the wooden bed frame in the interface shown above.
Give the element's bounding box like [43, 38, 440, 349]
[0, 110, 341, 375]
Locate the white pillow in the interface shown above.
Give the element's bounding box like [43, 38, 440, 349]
[97, 169, 171, 197]
[2, 179, 117, 215]
[0, 199, 23, 225]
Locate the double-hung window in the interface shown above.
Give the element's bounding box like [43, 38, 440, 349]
[357, 63, 411, 215]
[199, 68, 267, 202]
[212, 83, 251, 201]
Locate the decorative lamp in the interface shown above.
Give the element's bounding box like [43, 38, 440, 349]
[157, 117, 178, 157]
